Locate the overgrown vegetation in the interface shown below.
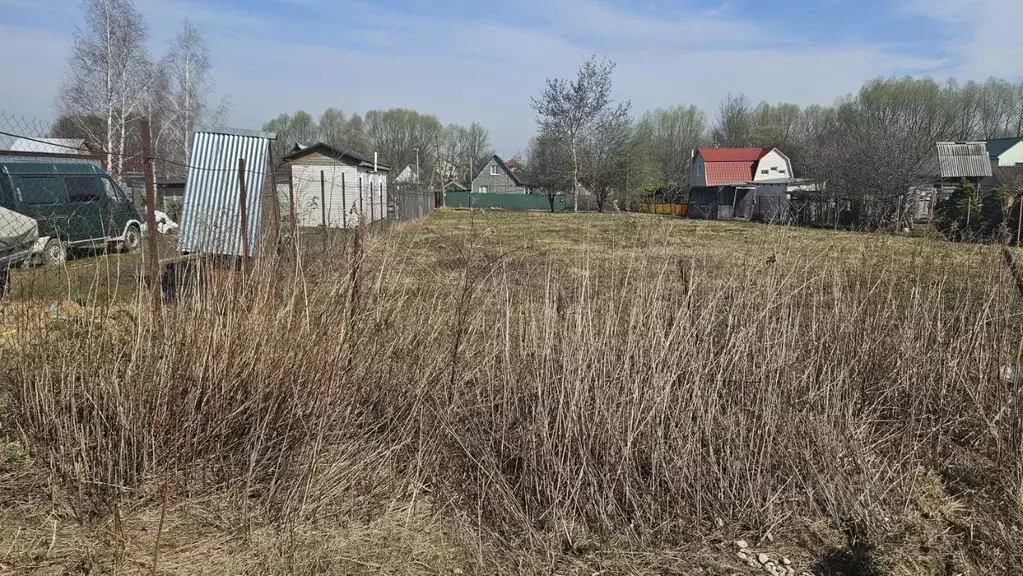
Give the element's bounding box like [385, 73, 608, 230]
[2, 211, 1023, 574]
[936, 179, 1021, 243]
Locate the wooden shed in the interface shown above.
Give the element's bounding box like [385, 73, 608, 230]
[283, 143, 391, 228]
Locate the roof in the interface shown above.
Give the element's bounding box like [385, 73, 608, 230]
[697, 148, 772, 162]
[985, 137, 1023, 159]
[0, 162, 103, 176]
[936, 142, 993, 179]
[5, 138, 87, 154]
[283, 142, 391, 172]
[697, 148, 776, 186]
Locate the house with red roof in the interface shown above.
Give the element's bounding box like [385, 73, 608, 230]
[690, 147, 794, 188]
[687, 147, 798, 221]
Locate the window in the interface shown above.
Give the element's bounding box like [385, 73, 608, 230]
[490, 164, 499, 176]
[66, 176, 102, 203]
[779, 169, 787, 174]
[15, 176, 67, 205]
[771, 166, 778, 171]
[479, 186, 488, 194]
[761, 170, 769, 175]
[100, 177, 128, 203]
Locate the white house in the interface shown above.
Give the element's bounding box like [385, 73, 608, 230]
[986, 137, 1023, 167]
[283, 143, 391, 228]
[690, 147, 794, 188]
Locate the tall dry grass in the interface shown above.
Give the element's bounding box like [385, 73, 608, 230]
[3, 215, 1023, 571]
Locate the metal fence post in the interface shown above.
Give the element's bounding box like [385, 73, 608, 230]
[341, 172, 348, 229]
[320, 170, 328, 254]
[141, 118, 162, 315]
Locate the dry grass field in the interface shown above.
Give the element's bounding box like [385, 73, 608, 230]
[2, 209, 1022, 575]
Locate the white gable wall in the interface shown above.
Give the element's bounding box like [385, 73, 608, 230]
[995, 142, 1023, 167]
[752, 149, 792, 181]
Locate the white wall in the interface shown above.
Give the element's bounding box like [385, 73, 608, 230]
[291, 163, 362, 228]
[753, 150, 793, 181]
[996, 143, 1023, 167]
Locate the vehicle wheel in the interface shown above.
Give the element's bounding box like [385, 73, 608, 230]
[121, 224, 142, 253]
[42, 238, 67, 267]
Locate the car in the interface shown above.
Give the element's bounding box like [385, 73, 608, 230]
[0, 162, 145, 266]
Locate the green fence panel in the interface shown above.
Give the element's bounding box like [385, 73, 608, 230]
[444, 192, 572, 212]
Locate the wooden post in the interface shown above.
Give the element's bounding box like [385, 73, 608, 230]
[358, 177, 364, 223]
[140, 118, 162, 315]
[238, 158, 250, 275]
[320, 170, 327, 254]
[341, 172, 348, 229]
[288, 170, 297, 236]
[1017, 195, 1022, 245]
[370, 181, 375, 222]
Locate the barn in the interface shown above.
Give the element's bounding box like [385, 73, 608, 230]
[283, 143, 391, 228]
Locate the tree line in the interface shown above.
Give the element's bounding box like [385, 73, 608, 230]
[262, 108, 495, 192]
[527, 57, 1023, 217]
[51, 0, 226, 181]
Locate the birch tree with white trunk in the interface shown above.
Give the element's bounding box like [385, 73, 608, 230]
[56, 0, 153, 178]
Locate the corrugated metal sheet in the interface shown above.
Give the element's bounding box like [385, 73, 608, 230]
[936, 142, 993, 179]
[705, 161, 755, 186]
[178, 130, 274, 256]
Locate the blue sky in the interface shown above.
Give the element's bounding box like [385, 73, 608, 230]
[1, 0, 1022, 155]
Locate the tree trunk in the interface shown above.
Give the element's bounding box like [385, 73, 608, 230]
[183, 49, 191, 164]
[104, 0, 114, 174]
[571, 136, 579, 212]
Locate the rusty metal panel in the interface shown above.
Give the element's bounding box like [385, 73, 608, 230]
[178, 130, 274, 256]
[936, 142, 993, 179]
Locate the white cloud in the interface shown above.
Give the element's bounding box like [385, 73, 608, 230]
[0, 0, 950, 153]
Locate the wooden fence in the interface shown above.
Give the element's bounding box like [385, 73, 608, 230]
[637, 202, 688, 216]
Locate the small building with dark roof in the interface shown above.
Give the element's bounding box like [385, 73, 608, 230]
[283, 142, 391, 228]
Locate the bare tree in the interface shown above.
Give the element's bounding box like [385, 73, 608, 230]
[56, 0, 154, 178]
[319, 107, 347, 150]
[579, 117, 634, 212]
[712, 93, 754, 148]
[166, 19, 213, 165]
[532, 56, 631, 211]
[365, 108, 443, 179]
[635, 105, 707, 200]
[461, 122, 494, 184]
[527, 132, 573, 211]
